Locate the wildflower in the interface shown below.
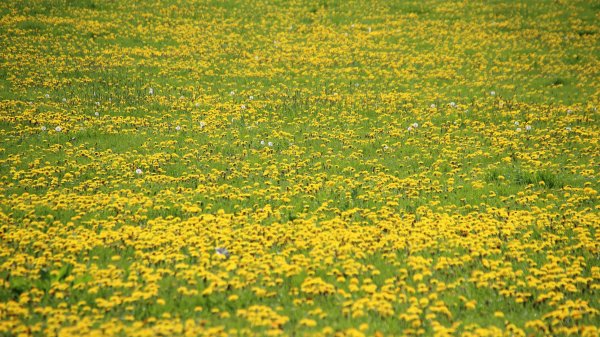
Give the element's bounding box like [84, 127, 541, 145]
[516, 127, 522, 132]
[412, 122, 419, 128]
[430, 104, 436, 108]
[62, 98, 67, 102]
[490, 91, 496, 96]
[41, 126, 46, 131]
[514, 121, 519, 126]
[449, 102, 456, 108]
[199, 121, 206, 128]
[566, 126, 572, 131]
[175, 125, 181, 131]
[95, 112, 99, 117]
[407, 126, 413, 132]
[526, 125, 532, 131]
[55, 126, 62, 132]
[268, 141, 273, 147]
[241, 104, 246, 110]
[45, 94, 50, 98]
[135, 169, 143, 175]
[249, 95, 254, 100]
[148, 87, 154, 95]
[230, 90, 235, 96]
[95, 101, 100, 106]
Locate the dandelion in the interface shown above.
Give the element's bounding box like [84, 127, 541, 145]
[268, 141, 273, 147]
[230, 90, 235, 96]
[45, 94, 50, 98]
[383, 145, 389, 151]
[525, 125, 532, 131]
[249, 95, 254, 100]
[449, 102, 456, 108]
[62, 98, 67, 102]
[566, 126, 572, 131]
[490, 91, 496, 96]
[95, 101, 100, 106]
[41, 126, 47, 131]
[199, 121, 206, 129]
[148, 88, 154, 95]
[516, 127, 522, 132]
[215, 247, 230, 258]
[412, 122, 419, 128]
[567, 109, 572, 114]
[407, 126, 413, 132]
[55, 126, 62, 132]
[241, 104, 246, 110]
[179, 95, 185, 100]
[195, 103, 200, 107]
[260, 140, 265, 145]
[175, 125, 181, 131]
[95, 112, 99, 117]
[135, 169, 143, 175]
[514, 121, 519, 126]
[430, 104, 436, 108]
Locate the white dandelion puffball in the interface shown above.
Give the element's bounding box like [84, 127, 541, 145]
[260, 140, 265, 146]
[41, 126, 47, 131]
[199, 121, 206, 129]
[230, 90, 235, 96]
[407, 126, 413, 132]
[525, 125, 532, 131]
[45, 94, 50, 98]
[241, 104, 246, 110]
[412, 122, 419, 128]
[430, 104, 436, 108]
[490, 91, 496, 96]
[135, 168, 143, 175]
[95, 111, 99, 117]
[516, 127, 522, 132]
[249, 95, 254, 100]
[62, 98, 67, 102]
[268, 141, 273, 147]
[449, 102, 456, 108]
[149, 88, 154, 95]
[566, 126, 572, 131]
[176, 125, 181, 131]
[55, 126, 62, 132]
[514, 121, 519, 126]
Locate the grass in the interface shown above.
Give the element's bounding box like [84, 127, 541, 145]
[0, 0, 599, 336]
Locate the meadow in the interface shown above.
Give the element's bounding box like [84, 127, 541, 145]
[0, 0, 599, 336]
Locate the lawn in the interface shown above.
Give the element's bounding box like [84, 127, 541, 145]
[0, 0, 598, 336]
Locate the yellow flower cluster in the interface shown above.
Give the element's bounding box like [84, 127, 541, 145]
[0, 0, 598, 336]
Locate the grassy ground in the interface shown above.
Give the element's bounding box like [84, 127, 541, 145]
[0, 0, 599, 336]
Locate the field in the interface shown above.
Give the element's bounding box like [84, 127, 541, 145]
[0, 0, 599, 336]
